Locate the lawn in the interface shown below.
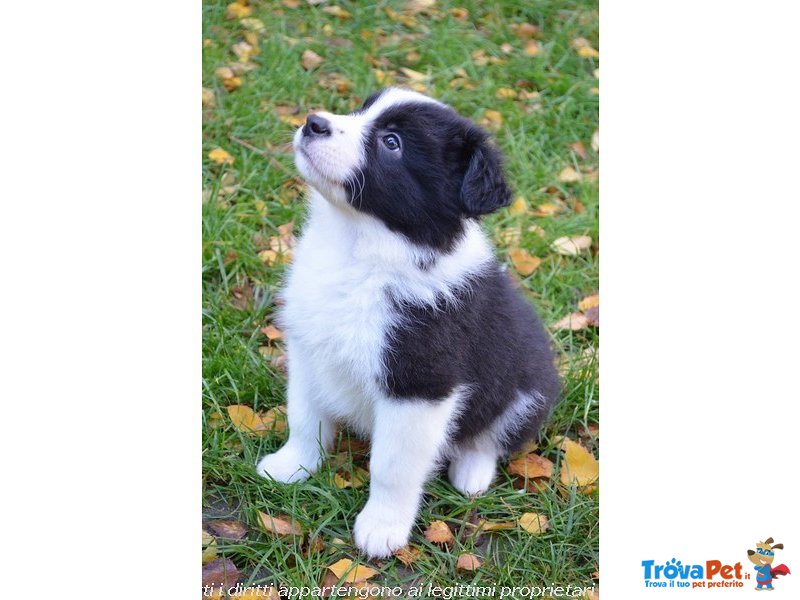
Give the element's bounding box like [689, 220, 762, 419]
[202, 0, 598, 595]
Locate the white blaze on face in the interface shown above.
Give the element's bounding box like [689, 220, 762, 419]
[293, 88, 442, 207]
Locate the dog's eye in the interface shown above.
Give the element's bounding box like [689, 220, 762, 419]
[382, 134, 401, 151]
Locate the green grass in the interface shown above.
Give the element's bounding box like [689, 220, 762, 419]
[203, 0, 598, 593]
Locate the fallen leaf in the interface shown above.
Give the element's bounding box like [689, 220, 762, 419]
[551, 235, 592, 255]
[215, 67, 242, 91]
[481, 109, 503, 130]
[226, 404, 285, 435]
[496, 87, 517, 99]
[208, 147, 234, 165]
[578, 294, 599, 312]
[515, 23, 539, 39]
[456, 553, 483, 571]
[226, 2, 253, 19]
[532, 201, 564, 217]
[523, 41, 542, 56]
[583, 305, 599, 327]
[203, 557, 240, 588]
[518, 513, 549, 535]
[508, 196, 528, 216]
[551, 312, 589, 331]
[202, 530, 218, 564]
[558, 167, 582, 183]
[258, 511, 303, 536]
[450, 7, 469, 21]
[394, 545, 421, 565]
[240, 17, 265, 32]
[202, 88, 216, 108]
[570, 141, 588, 160]
[500, 42, 514, 54]
[301, 49, 323, 70]
[424, 520, 454, 545]
[232, 41, 256, 61]
[557, 437, 599, 486]
[571, 37, 599, 58]
[322, 5, 351, 19]
[206, 519, 248, 540]
[333, 466, 369, 489]
[399, 67, 427, 82]
[471, 520, 516, 532]
[496, 226, 522, 247]
[591, 129, 599, 152]
[327, 559, 378, 583]
[260, 324, 283, 340]
[507, 453, 554, 479]
[405, 0, 436, 13]
[508, 248, 542, 276]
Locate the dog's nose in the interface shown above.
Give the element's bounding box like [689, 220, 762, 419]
[303, 114, 331, 137]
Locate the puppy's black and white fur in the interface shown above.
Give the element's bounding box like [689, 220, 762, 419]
[256, 88, 559, 558]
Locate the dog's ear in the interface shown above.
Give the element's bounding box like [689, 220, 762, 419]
[460, 137, 512, 217]
[765, 537, 774, 545]
[747, 550, 755, 556]
[772, 543, 784, 550]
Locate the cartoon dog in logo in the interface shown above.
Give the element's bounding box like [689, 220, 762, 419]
[747, 538, 790, 590]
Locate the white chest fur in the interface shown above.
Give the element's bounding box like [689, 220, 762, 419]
[279, 191, 493, 432]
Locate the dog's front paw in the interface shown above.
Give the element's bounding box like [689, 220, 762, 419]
[353, 501, 413, 559]
[255, 448, 312, 483]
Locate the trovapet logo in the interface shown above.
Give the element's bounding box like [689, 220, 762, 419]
[641, 558, 746, 589]
[641, 537, 792, 591]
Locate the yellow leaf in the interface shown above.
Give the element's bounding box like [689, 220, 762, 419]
[301, 49, 323, 70]
[570, 37, 599, 58]
[519, 513, 549, 535]
[551, 312, 589, 331]
[327, 559, 379, 583]
[202, 88, 216, 108]
[424, 520, 454, 545]
[258, 249, 280, 265]
[557, 437, 599, 486]
[232, 41, 255, 61]
[226, 2, 252, 19]
[394, 545, 421, 565]
[399, 67, 428, 81]
[202, 530, 218, 564]
[257, 511, 303, 536]
[558, 166, 582, 182]
[456, 553, 483, 571]
[450, 7, 469, 21]
[578, 294, 599, 312]
[322, 5, 351, 19]
[496, 87, 517, 99]
[508, 248, 542, 276]
[482, 109, 503, 129]
[507, 453, 554, 479]
[524, 41, 542, 56]
[240, 17, 265, 32]
[475, 520, 516, 532]
[508, 196, 527, 216]
[208, 147, 234, 165]
[551, 235, 592, 256]
[577, 46, 600, 58]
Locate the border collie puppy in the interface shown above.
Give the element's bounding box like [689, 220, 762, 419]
[256, 88, 559, 558]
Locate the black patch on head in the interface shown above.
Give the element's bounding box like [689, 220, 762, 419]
[345, 97, 512, 251]
[381, 265, 560, 452]
[352, 89, 386, 114]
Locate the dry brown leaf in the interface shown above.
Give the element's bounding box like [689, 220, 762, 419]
[570, 141, 588, 160]
[394, 545, 422, 566]
[301, 49, 323, 70]
[260, 324, 283, 340]
[322, 5, 351, 19]
[203, 557, 240, 588]
[333, 466, 369, 489]
[208, 147, 234, 165]
[584, 590, 599, 600]
[327, 559, 378, 583]
[515, 23, 539, 39]
[557, 437, 599, 486]
[532, 202, 564, 217]
[480, 109, 503, 130]
[456, 553, 483, 571]
[551, 235, 592, 256]
[473, 520, 516, 532]
[424, 520, 454, 545]
[206, 519, 248, 540]
[518, 513, 549, 535]
[507, 453, 554, 479]
[508, 248, 542, 276]
[551, 312, 589, 331]
[450, 7, 469, 21]
[578, 294, 599, 312]
[508, 196, 528, 216]
[570, 37, 599, 58]
[558, 166, 582, 183]
[258, 511, 302, 536]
